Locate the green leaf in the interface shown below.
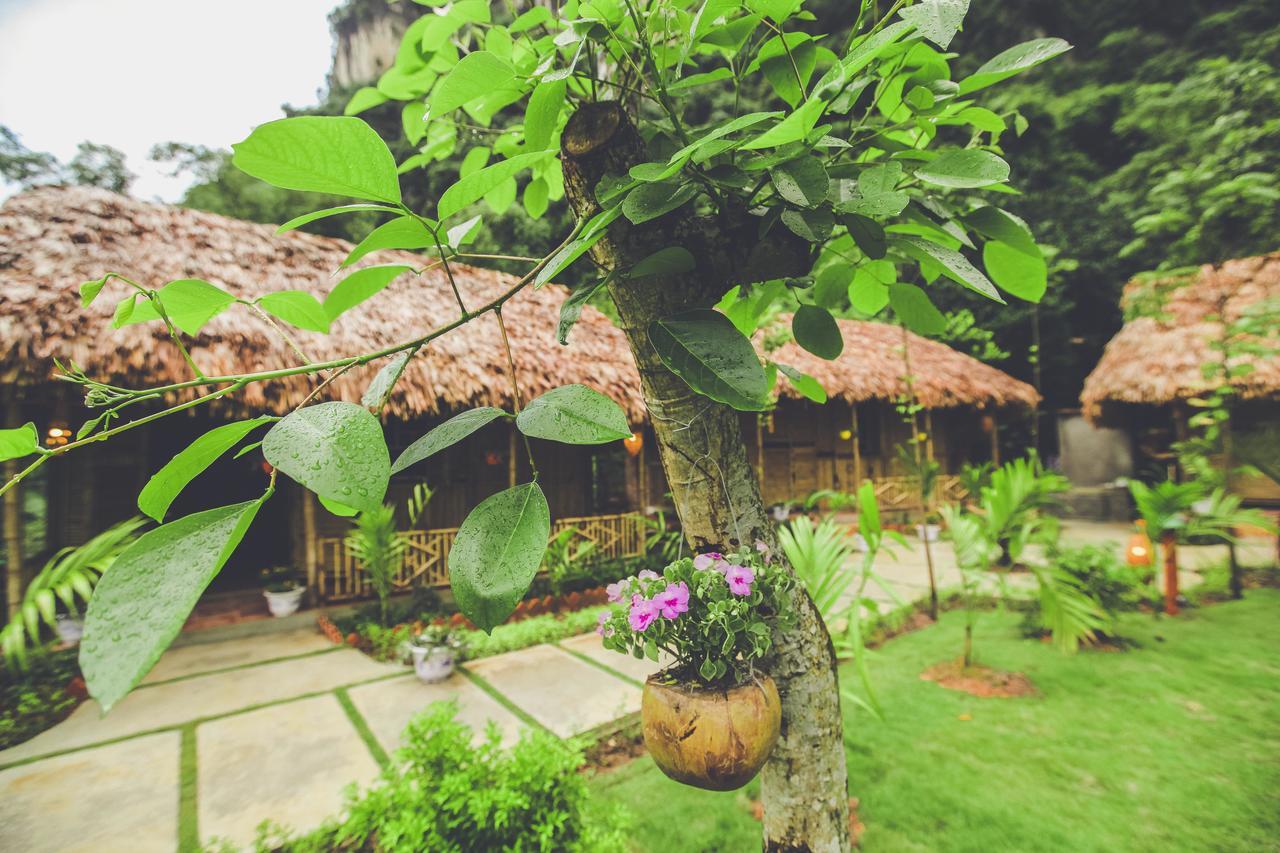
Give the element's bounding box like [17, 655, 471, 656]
[984, 240, 1047, 303]
[841, 213, 887, 259]
[343, 217, 434, 267]
[843, 21, 916, 76]
[0, 423, 39, 462]
[232, 116, 401, 204]
[345, 86, 389, 116]
[558, 276, 610, 345]
[431, 51, 519, 116]
[319, 496, 359, 517]
[668, 67, 734, 94]
[849, 266, 891, 315]
[80, 273, 117, 307]
[622, 182, 698, 225]
[842, 162, 908, 217]
[402, 101, 427, 145]
[777, 363, 827, 403]
[898, 0, 970, 49]
[262, 402, 390, 512]
[534, 208, 622, 287]
[893, 236, 1004, 302]
[793, 305, 844, 360]
[516, 385, 631, 444]
[391, 407, 507, 475]
[963, 206, 1038, 255]
[741, 99, 823, 150]
[324, 264, 413, 321]
[81, 499, 263, 711]
[116, 280, 235, 336]
[668, 111, 781, 162]
[630, 247, 695, 278]
[361, 353, 412, 411]
[916, 150, 1010, 189]
[258, 291, 331, 333]
[523, 177, 550, 218]
[276, 204, 400, 235]
[889, 282, 946, 335]
[438, 151, 552, 221]
[771, 156, 829, 207]
[958, 38, 1072, 95]
[449, 482, 550, 633]
[138, 418, 273, 522]
[781, 208, 834, 242]
[524, 80, 566, 151]
[649, 310, 770, 411]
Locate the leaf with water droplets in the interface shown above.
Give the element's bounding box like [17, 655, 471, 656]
[80, 499, 263, 712]
[391, 407, 507, 475]
[361, 353, 412, 411]
[138, 418, 274, 522]
[516, 385, 631, 444]
[449, 482, 550, 632]
[262, 402, 390, 512]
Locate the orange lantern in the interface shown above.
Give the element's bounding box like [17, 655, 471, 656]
[1126, 519, 1153, 567]
[623, 431, 644, 457]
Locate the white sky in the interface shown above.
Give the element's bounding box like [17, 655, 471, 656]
[0, 0, 341, 200]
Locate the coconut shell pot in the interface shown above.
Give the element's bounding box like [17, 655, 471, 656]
[641, 673, 781, 791]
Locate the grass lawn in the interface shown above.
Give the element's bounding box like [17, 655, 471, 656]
[591, 591, 1280, 852]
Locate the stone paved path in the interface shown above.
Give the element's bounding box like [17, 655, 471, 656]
[0, 521, 1268, 851]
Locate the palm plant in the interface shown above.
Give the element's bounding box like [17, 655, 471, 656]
[1185, 487, 1276, 599]
[1, 516, 147, 668]
[1129, 479, 1203, 614]
[347, 483, 432, 627]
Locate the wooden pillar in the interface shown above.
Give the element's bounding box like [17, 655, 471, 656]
[924, 409, 936, 461]
[3, 388, 24, 620]
[989, 410, 1001, 466]
[851, 404, 862, 489]
[302, 488, 319, 606]
[1162, 530, 1179, 616]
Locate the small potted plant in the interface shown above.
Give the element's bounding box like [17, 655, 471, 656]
[261, 566, 306, 617]
[408, 625, 463, 683]
[597, 544, 793, 791]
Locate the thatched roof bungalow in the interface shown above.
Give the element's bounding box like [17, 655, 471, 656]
[1, 187, 1038, 604]
[1080, 252, 1280, 502]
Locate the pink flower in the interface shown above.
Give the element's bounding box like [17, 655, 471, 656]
[628, 594, 659, 631]
[637, 570, 660, 581]
[595, 611, 614, 637]
[693, 551, 723, 571]
[725, 564, 755, 596]
[755, 540, 771, 559]
[606, 580, 629, 603]
[656, 582, 690, 619]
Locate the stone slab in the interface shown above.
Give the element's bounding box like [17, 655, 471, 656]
[144, 628, 336, 684]
[464, 644, 640, 738]
[198, 694, 380, 849]
[0, 730, 179, 853]
[347, 672, 524, 752]
[0, 648, 401, 764]
[558, 632, 664, 685]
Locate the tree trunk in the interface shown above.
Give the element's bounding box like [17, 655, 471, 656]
[562, 102, 851, 852]
[1161, 531, 1179, 616]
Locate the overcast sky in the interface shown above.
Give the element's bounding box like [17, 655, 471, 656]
[0, 0, 341, 200]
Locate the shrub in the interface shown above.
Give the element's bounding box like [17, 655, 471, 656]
[546, 554, 663, 596]
[0, 648, 81, 749]
[259, 702, 624, 852]
[1022, 545, 1154, 641]
[457, 608, 607, 660]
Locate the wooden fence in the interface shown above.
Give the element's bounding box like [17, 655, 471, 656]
[866, 475, 969, 514]
[315, 512, 647, 602]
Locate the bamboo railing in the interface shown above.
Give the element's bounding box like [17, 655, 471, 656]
[315, 512, 647, 602]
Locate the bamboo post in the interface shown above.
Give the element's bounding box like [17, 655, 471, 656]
[989, 410, 1000, 466]
[851, 405, 862, 488]
[302, 489, 319, 606]
[3, 388, 24, 620]
[924, 409, 935, 461]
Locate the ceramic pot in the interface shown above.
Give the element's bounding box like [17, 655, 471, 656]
[263, 586, 305, 617]
[641, 673, 781, 791]
[410, 645, 456, 683]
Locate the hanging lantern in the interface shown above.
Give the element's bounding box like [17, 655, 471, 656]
[1126, 519, 1152, 567]
[838, 429, 853, 441]
[44, 424, 71, 448]
[623, 431, 644, 457]
[484, 451, 503, 466]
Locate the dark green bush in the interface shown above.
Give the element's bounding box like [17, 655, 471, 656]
[0, 648, 81, 749]
[258, 701, 624, 852]
[546, 554, 664, 596]
[1023, 545, 1154, 640]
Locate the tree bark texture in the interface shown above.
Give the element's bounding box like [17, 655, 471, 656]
[561, 102, 850, 852]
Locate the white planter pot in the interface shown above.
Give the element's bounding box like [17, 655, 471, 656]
[55, 615, 84, 644]
[263, 586, 306, 618]
[916, 523, 941, 542]
[850, 533, 869, 553]
[411, 645, 456, 684]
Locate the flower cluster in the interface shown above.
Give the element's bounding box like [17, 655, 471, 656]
[597, 543, 792, 686]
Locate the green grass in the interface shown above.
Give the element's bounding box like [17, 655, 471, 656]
[593, 592, 1280, 852]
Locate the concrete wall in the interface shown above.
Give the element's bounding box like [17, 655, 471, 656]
[1056, 412, 1133, 486]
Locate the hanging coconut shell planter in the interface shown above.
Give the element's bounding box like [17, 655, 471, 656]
[642, 672, 781, 790]
[597, 544, 793, 791]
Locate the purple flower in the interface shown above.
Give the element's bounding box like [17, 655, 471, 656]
[606, 580, 629, 603]
[637, 569, 660, 581]
[755, 540, 771, 559]
[628, 594, 659, 631]
[693, 551, 724, 571]
[725, 564, 755, 596]
[655, 582, 690, 620]
[596, 611, 614, 638]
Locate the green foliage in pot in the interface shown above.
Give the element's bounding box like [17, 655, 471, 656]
[259, 565, 302, 594]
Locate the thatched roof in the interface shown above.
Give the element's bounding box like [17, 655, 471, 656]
[769, 317, 1039, 410]
[0, 186, 648, 422]
[1081, 253, 1280, 422]
[0, 186, 1037, 425]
